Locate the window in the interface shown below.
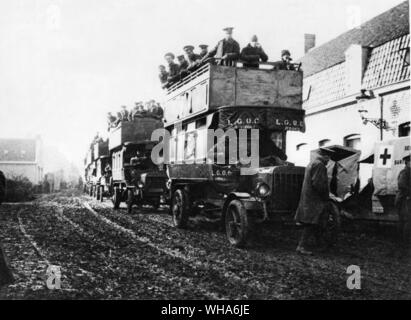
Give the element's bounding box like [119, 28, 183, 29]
[319, 139, 331, 147]
[399, 122, 410, 137]
[184, 132, 197, 161]
[344, 134, 361, 150]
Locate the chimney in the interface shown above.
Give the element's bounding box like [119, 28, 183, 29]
[345, 44, 370, 95]
[304, 34, 316, 53]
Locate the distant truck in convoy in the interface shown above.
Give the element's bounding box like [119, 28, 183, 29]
[108, 117, 168, 213]
[93, 139, 111, 201]
[163, 62, 306, 247]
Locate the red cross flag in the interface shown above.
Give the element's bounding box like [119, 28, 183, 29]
[376, 145, 394, 168]
[373, 137, 411, 196]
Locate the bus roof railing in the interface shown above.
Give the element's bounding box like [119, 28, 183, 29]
[165, 60, 302, 95]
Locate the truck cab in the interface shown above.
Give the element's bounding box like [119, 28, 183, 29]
[163, 62, 306, 247]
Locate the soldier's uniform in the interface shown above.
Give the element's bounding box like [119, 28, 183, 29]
[199, 44, 209, 59]
[120, 106, 129, 121]
[178, 56, 189, 71]
[207, 27, 240, 66]
[107, 112, 117, 129]
[295, 148, 336, 255]
[164, 53, 180, 83]
[183, 45, 201, 68]
[395, 155, 411, 246]
[208, 39, 240, 66]
[158, 65, 169, 87]
[241, 43, 268, 68]
[149, 103, 164, 119]
[276, 49, 295, 70]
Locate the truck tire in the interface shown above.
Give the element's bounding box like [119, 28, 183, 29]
[171, 189, 190, 228]
[112, 187, 121, 210]
[225, 199, 248, 248]
[126, 189, 134, 214]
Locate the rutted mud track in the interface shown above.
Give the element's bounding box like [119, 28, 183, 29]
[0, 190, 410, 299]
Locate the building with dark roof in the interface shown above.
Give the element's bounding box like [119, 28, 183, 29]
[287, 1, 410, 171]
[0, 137, 43, 184]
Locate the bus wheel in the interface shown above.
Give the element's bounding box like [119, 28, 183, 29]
[112, 187, 121, 210]
[171, 189, 189, 228]
[126, 189, 134, 214]
[225, 199, 248, 248]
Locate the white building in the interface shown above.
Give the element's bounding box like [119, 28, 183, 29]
[0, 137, 44, 184]
[287, 0, 410, 184]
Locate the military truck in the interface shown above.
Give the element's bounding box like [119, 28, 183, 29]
[163, 62, 306, 247]
[84, 148, 96, 196]
[109, 117, 168, 213]
[93, 139, 111, 201]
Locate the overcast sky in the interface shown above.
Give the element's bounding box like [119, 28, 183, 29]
[0, 0, 405, 170]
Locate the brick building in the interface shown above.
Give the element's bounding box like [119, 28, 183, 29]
[0, 137, 44, 184]
[287, 1, 410, 184]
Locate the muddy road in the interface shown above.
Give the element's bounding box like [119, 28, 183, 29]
[0, 190, 410, 299]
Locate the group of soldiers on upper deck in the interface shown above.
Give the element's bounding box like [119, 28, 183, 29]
[106, 100, 164, 130]
[159, 27, 297, 88]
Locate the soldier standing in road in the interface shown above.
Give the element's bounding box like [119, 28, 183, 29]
[295, 148, 335, 255]
[240, 35, 268, 68]
[204, 27, 240, 66]
[395, 154, 411, 247]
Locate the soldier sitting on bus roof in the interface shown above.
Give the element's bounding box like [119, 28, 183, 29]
[184, 45, 201, 69]
[149, 102, 164, 119]
[165, 52, 180, 84]
[107, 112, 117, 130]
[276, 50, 295, 70]
[120, 105, 129, 122]
[177, 55, 190, 78]
[115, 111, 122, 126]
[130, 102, 146, 120]
[199, 44, 208, 59]
[240, 35, 268, 68]
[158, 65, 169, 88]
[203, 27, 240, 66]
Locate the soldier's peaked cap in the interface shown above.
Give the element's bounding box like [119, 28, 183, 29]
[199, 44, 208, 49]
[319, 147, 336, 155]
[183, 45, 194, 51]
[281, 49, 291, 56]
[223, 27, 234, 32]
[164, 52, 175, 59]
[177, 55, 185, 59]
[403, 154, 410, 161]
